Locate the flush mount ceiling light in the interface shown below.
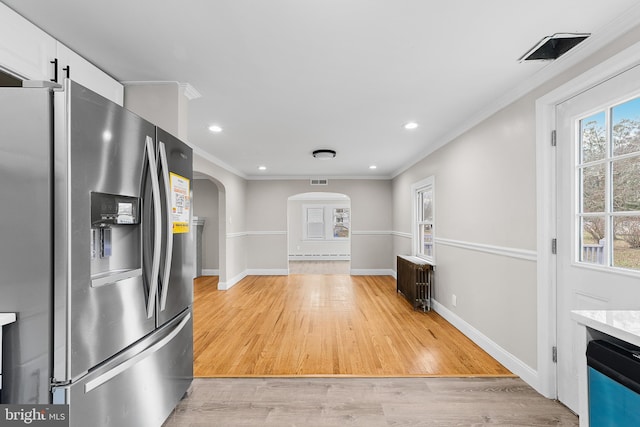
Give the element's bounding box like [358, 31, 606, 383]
[369, 165, 377, 170]
[258, 165, 267, 171]
[312, 149, 336, 160]
[519, 33, 590, 62]
[208, 124, 223, 133]
[403, 122, 418, 130]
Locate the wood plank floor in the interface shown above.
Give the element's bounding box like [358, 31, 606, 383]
[193, 275, 512, 377]
[162, 377, 578, 426]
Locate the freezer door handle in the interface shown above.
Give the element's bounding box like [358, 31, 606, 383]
[158, 141, 174, 311]
[83, 311, 191, 393]
[145, 136, 162, 318]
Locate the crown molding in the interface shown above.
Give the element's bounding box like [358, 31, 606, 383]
[191, 144, 248, 180]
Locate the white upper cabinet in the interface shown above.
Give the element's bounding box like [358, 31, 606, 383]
[0, 3, 56, 80]
[0, 4, 124, 106]
[56, 42, 124, 105]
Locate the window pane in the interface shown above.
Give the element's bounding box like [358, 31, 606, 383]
[307, 222, 324, 239]
[333, 225, 349, 238]
[580, 112, 606, 163]
[580, 216, 605, 265]
[581, 164, 606, 213]
[421, 189, 433, 222]
[613, 216, 640, 270]
[333, 208, 350, 238]
[421, 224, 433, 257]
[612, 156, 640, 212]
[612, 97, 640, 156]
[307, 207, 323, 223]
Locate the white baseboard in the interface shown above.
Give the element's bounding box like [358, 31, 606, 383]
[200, 269, 219, 276]
[350, 269, 395, 276]
[218, 268, 395, 284]
[246, 269, 289, 276]
[431, 299, 539, 390]
[218, 271, 247, 290]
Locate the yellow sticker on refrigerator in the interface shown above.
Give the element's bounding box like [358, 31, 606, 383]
[169, 172, 190, 234]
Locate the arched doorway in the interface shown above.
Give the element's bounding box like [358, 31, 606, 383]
[287, 192, 351, 274]
[191, 173, 226, 284]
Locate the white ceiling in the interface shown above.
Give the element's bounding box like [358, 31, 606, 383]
[4, 0, 640, 179]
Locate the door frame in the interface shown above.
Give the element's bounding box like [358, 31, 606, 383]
[535, 40, 640, 398]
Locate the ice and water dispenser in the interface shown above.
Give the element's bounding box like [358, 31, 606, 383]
[90, 192, 142, 286]
[587, 339, 640, 426]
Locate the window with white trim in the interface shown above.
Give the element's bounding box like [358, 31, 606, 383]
[577, 95, 640, 271]
[413, 176, 434, 261]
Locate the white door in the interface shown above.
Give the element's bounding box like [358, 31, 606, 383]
[556, 64, 640, 412]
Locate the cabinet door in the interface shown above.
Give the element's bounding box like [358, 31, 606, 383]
[56, 42, 124, 105]
[0, 3, 56, 80]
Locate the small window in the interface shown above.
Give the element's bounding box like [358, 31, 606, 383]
[412, 176, 434, 261]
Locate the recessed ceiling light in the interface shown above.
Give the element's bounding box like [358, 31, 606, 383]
[369, 165, 377, 170]
[208, 125, 223, 133]
[404, 122, 418, 130]
[258, 165, 267, 171]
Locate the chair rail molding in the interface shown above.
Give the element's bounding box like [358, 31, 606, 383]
[435, 237, 537, 262]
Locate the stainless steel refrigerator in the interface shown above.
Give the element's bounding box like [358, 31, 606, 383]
[0, 79, 194, 426]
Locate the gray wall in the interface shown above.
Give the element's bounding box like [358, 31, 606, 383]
[124, 82, 189, 141]
[192, 178, 219, 271]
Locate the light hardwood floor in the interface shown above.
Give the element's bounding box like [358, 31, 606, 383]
[193, 275, 512, 376]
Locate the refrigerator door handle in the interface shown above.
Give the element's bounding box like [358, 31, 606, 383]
[158, 141, 174, 311]
[145, 136, 162, 318]
[83, 311, 191, 393]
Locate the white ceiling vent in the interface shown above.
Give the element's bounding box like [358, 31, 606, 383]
[519, 33, 590, 62]
[310, 178, 329, 186]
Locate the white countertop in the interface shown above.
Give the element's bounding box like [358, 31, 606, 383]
[571, 310, 640, 348]
[0, 313, 16, 327]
